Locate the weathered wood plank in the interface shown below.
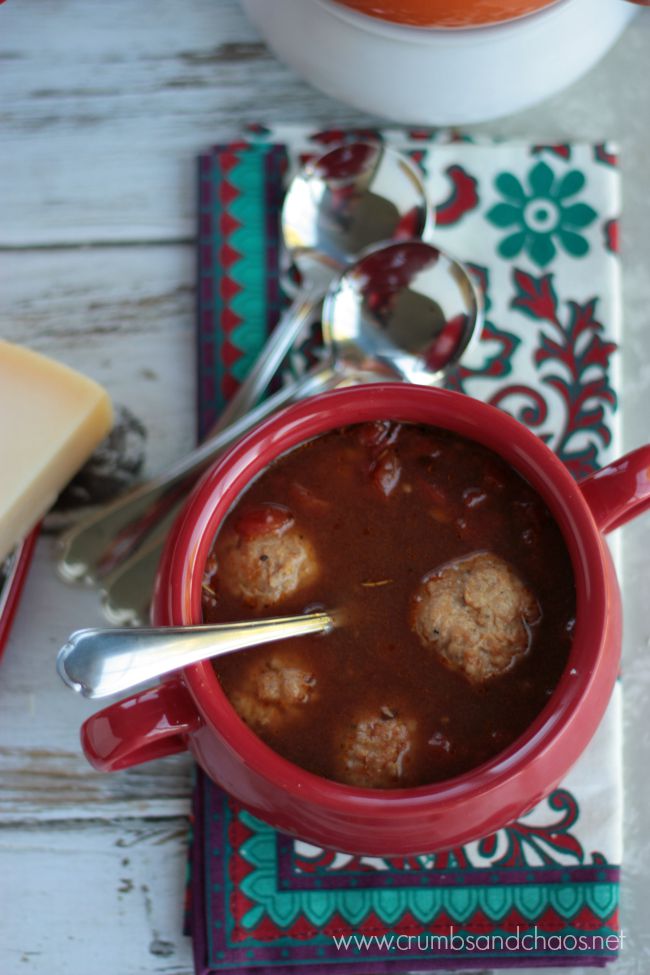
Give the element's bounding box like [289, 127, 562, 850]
[0, 819, 194, 974]
[0, 0, 373, 246]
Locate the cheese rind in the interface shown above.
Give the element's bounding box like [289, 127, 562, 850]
[0, 340, 113, 561]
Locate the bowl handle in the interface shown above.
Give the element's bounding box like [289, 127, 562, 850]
[81, 679, 202, 771]
[579, 445, 650, 534]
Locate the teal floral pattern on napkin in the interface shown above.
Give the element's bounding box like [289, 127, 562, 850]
[487, 161, 598, 267]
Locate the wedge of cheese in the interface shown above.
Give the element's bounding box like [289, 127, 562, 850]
[0, 340, 113, 561]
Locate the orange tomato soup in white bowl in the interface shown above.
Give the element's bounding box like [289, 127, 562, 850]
[331, 0, 560, 28]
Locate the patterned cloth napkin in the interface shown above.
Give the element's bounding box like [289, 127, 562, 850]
[191, 126, 624, 972]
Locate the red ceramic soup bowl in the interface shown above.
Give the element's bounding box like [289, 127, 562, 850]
[81, 385, 650, 855]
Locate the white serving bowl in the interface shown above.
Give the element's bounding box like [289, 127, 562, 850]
[240, 0, 636, 124]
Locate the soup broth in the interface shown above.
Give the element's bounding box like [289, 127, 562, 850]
[202, 422, 575, 789]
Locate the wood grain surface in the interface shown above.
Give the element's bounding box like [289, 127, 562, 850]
[1, 2, 649, 974]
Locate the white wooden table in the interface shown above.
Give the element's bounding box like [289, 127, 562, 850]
[1, 3, 649, 973]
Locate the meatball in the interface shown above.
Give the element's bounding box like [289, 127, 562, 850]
[411, 552, 540, 683]
[217, 503, 319, 609]
[229, 654, 318, 731]
[337, 708, 415, 788]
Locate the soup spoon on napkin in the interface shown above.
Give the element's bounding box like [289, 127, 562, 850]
[57, 146, 431, 587]
[213, 140, 432, 434]
[57, 610, 336, 699]
[59, 240, 482, 624]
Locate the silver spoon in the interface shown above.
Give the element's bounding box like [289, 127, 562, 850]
[98, 368, 386, 627]
[57, 146, 430, 587]
[213, 140, 432, 433]
[321, 238, 482, 386]
[99, 240, 482, 626]
[56, 367, 331, 585]
[56, 610, 335, 699]
[58, 241, 482, 601]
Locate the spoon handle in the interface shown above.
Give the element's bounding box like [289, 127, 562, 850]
[100, 527, 174, 626]
[97, 368, 394, 627]
[56, 366, 335, 586]
[213, 283, 325, 433]
[57, 611, 334, 699]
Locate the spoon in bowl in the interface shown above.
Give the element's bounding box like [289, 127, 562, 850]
[213, 140, 432, 434]
[57, 610, 336, 700]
